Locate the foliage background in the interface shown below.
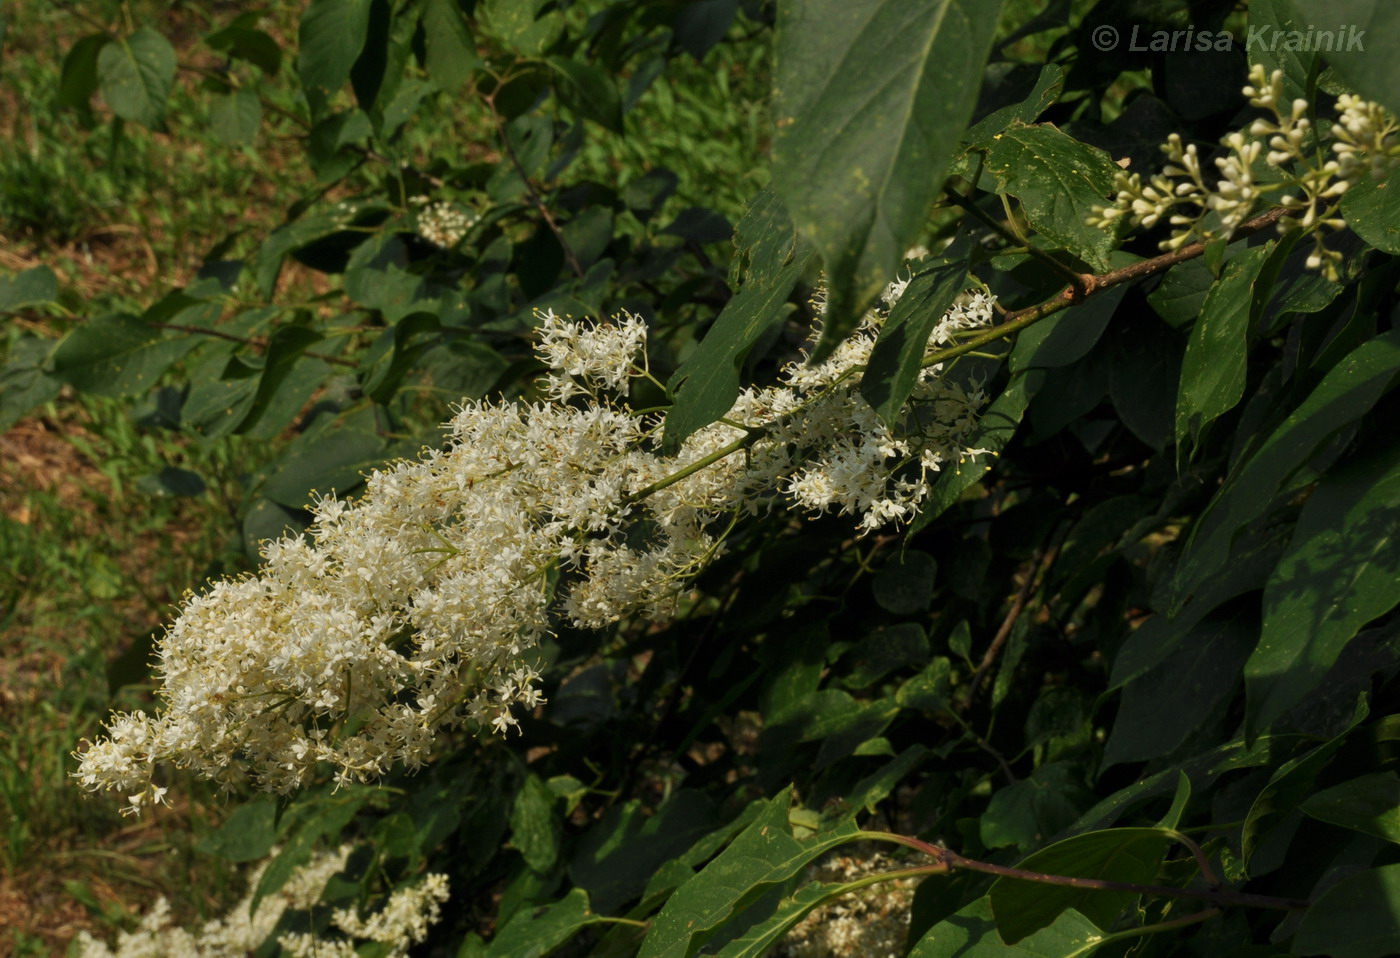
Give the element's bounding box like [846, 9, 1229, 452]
[2, 0, 1400, 955]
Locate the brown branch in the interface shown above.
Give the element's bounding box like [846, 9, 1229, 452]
[870, 832, 1309, 912]
[960, 544, 1059, 712]
[483, 91, 585, 278]
[921, 205, 1291, 371]
[147, 322, 358, 368]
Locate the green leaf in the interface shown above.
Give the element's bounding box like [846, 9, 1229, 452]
[0, 338, 62, 432]
[988, 827, 1172, 943]
[960, 62, 1066, 148]
[1302, 772, 1400, 843]
[842, 623, 929, 688]
[204, 24, 283, 75]
[252, 788, 368, 912]
[258, 417, 387, 507]
[195, 796, 278, 862]
[982, 123, 1123, 271]
[773, 0, 1001, 360]
[980, 763, 1091, 853]
[97, 27, 175, 127]
[1341, 174, 1400, 255]
[0, 265, 58, 311]
[1172, 329, 1400, 611]
[568, 790, 718, 914]
[235, 325, 328, 437]
[50, 315, 198, 397]
[511, 773, 560, 874]
[1175, 243, 1274, 452]
[58, 33, 109, 112]
[298, 0, 373, 109]
[209, 87, 261, 145]
[485, 888, 594, 958]
[871, 550, 938, 615]
[1249, 0, 1323, 104]
[1241, 713, 1359, 867]
[420, 0, 481, 89]
[912, 899, 1113, 957]
[1247, 439, 1400, 734]
[1103, 605, 1255, 767]
[859, 254, 969, 425]
[663, 190, 813, 453]
[907, 367, 1042, 533]
[546, 57, 622, 132]
[638, 787, 861, 958]
[1287, 0, 1400, 117]
[478, 0, 563, 57]
[1294, 863, 1400, 957]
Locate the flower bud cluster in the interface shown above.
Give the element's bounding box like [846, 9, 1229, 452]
[410, 194, 479, 248]
[1089, 65, 1398, 280]
[75, 280, 994, 812]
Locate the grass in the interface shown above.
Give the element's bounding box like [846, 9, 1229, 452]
[0, 2, 310, 951]
[0, 2, 777, 952]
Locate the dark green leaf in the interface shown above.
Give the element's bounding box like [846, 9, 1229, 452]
[546, 57, 622, 132]
[421, 0, 480, 89]
[209, 87, 261, 145]
[1175, 243, 1273, 452]
[0, 265, 58, 311]
[58, 34, 109, 112]
[486, 888, 594, 958]
[859, 255, 969, 425]
[1247, 440, 1400, 734]
[1295, 863, 1400, 957]
[50, 315, 198, 397]
[988, 827, 1171, 942]
[97, 27, 175, 127]
[983, 123, 1123, 271]
[510, 773, 560, 874]
[773, 0, 1001, 360]
[1103, 606, 1255, 767]
[911, 899, 1111, 957]
[479, 0, 563, 57]
[843, 623, 929, 688]
[1288, 0, 1400, 117]
[299, 0, 373, 108]
[1341, 174, 1400, 255]
[195, 797, 278, 862]
[1173, 330, 1400, 611]
[638, 788, 860, 958]
[980, 763, 1091, 853]
[1302, 772, 1400, 843]
[259, 418, 387, 507]
[871, 550, 938, 615]
[663, 191, 812, 453]
[1242, 714, 1359, 867]
[235, 325, 328, 437]
[204, 24, 283, 75]
[0, 338, 62, 432]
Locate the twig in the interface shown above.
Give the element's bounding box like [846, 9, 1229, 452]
[483, 91, 585, 278]
[868, 832, 1310, 912]
[920, 206, 1290, 372]
[146, 322, 358, 368]
[960, 544, 1059, 711]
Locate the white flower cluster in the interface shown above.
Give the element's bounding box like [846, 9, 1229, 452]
[72, 844, 447, 958]
[778, 849, 919, 958]
[410, 194, 478, 248]
[1089, 65, 1399, 280]
[74, 284, 993, 811]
